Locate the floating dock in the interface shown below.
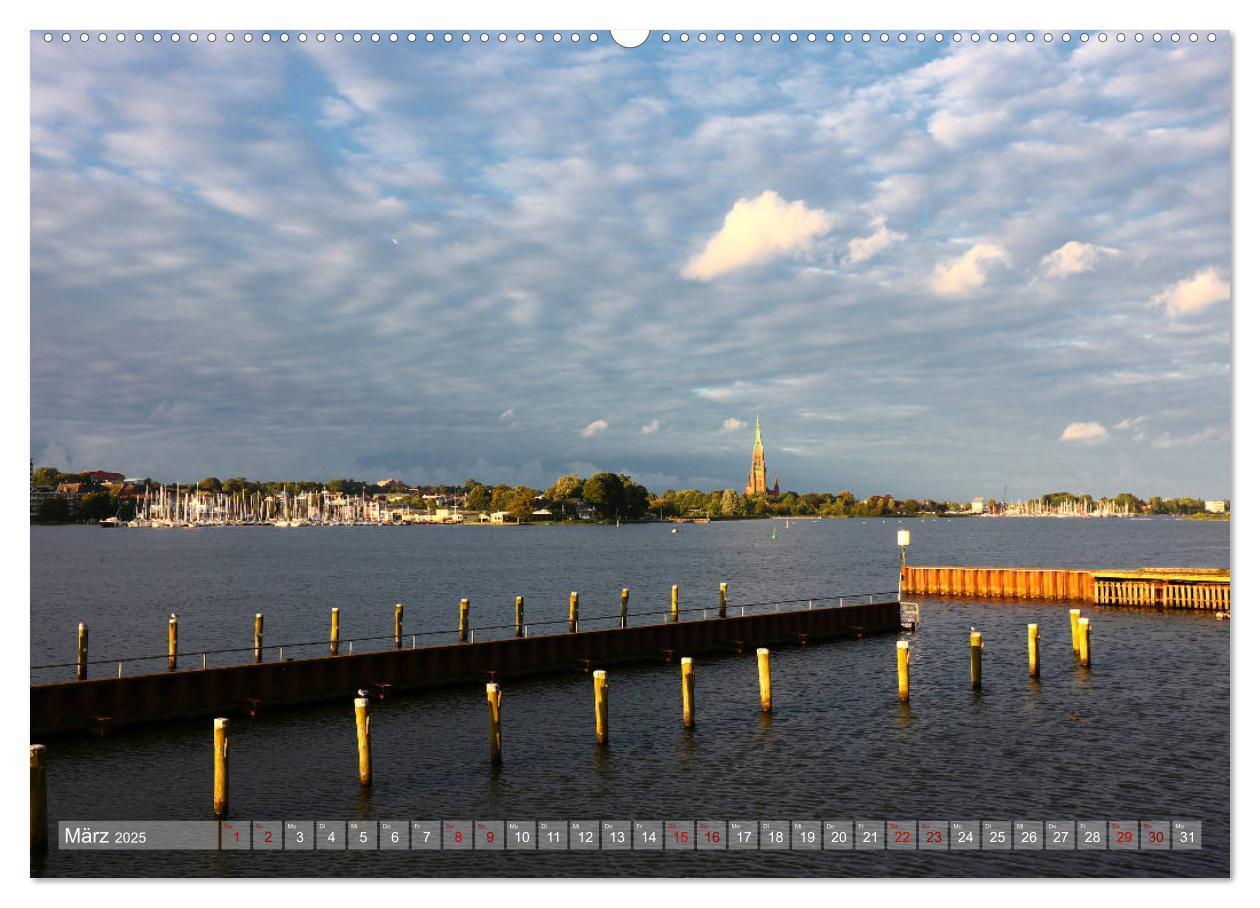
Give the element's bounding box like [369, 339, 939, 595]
[31, 599, 900, 737]
[901, 565, 1229, 610]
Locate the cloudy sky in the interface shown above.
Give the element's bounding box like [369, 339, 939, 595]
[30, 32, 1231, 499]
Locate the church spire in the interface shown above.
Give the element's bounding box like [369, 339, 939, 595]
[744, 416, 767, 496]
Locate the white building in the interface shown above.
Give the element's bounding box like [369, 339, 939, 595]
[1205, 500, 1228, 514]
[971, 497, 985, 514]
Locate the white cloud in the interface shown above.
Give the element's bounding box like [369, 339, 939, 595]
[722, 418, 748, 432]
[844, 216, 906, 266]
[498, 409, 515, 422]
[681, 190, 832, 280]
[1150, 268, 1231, 316]
[1039, 241, 1119, 278]
[1152, 426, 1228, 449]
[1059, 422, 1110, 445]
[579, 419, 609, 438]
[1112, 415, 1148, 441]
[929, 243, 1010, 296]
[640, 418, 661, 434]
[318, 96, 359, 128]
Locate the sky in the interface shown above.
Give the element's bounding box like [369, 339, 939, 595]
[29, 31, 1232, 500]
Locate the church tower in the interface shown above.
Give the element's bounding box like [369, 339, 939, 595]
[744, 417, 767, 496]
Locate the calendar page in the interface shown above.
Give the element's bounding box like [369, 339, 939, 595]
[24, 0, 1233, 891]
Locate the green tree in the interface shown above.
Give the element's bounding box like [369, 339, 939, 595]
[78, 491, 116, 521]
[31, 466, 62, 486]
[620, 479, 650, 519]
[37, 497, 69, 522]
[222, 477, 250, 494]
[465, 483, 491, 511]
[582, 472, 624, 519]
[719, 489, 741, 517]
[547, 473, 584, 502]
[488, 484, 513, 512]
[198, 476, 222, 492]
[507, 488, 535, 522]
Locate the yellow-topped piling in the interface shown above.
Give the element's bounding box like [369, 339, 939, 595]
[681, 657, 695, 728]
[514, 596, 525, 638]
[30, 745, 47, 852]
[620, 588, 629, 629]
[167, 613, 178, 672]
[394, 603, 404, 649]
[719, 582, 728, 619]
[354, 697, 372, 785]
[329, 607, 340, 656]
[569, 591, 580, 633]
[593, 670, 609, 744]
[254, 613, 264, 663]
[458, 598, 470, 643]
[76, 623, 88, 681]
[486, 682, 503, 764]
[897, 640, 910, 702]
[1069, 608, 1082, 654]
[213, 718, 230, 818]
[1028, 623, 1041, 678]
[969, 629, 983, 690]
[671, 585, 680, 623]
[757, 647, 773, 713]
[1079, 617, 1092, 668]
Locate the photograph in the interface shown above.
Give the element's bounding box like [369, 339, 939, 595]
[26, 17, 1233, 883]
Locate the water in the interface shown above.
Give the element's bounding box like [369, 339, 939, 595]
[30, 518, 1230, 877]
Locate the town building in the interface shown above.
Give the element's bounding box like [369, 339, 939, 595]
[1205, 499, 1229, 514]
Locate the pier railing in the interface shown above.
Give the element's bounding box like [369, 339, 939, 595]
[30, 589, 899, 685]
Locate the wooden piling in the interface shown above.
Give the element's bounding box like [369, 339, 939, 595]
[254, 613, 264, 664]
[76, 623, 88, 681]
[1079, 617, 1092, 668]
[681, 657, 695, 728]
[459, 599, 470, 643]
[167, 613, 178, 672]
[970, 629, 983, 690]
[486, 682, 502, 764]
[897, 640, 910, 702]
[569, 591, 580, 633]
[757, 647, 773, 713]
[514, 596, 525, 638]
[354, 697, 372, 785]
[671, 585, 679, 623]
[620, 588, 629, 629]
[213, 718, 229, 818]
[593, 670, 609, 744]
[394, 603, 404, 650]
[719, 582, 728, 619]
[329, 607, 340, 656]
[1028, 623, 1040, 679]
[1069, 609, 1081, 654]
[30, 744, 47, 853]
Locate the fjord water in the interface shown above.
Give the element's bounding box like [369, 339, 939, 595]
[30, 518, 1229, 877]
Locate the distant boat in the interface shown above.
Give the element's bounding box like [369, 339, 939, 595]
[670, 527, 678, 534]
[98, 517, 123, 528]
[771, 528, 778, 540]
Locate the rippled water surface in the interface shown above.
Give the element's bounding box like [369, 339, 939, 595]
[30, 517, 1230, 877]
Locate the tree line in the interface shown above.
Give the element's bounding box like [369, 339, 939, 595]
[30, 464, 1226, 524]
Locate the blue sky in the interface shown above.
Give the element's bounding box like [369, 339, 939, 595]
[29, 32, 1231, 499]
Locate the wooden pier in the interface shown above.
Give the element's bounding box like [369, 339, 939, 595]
[30, 599, 900, 737]
[901, 565, 1229, 611]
